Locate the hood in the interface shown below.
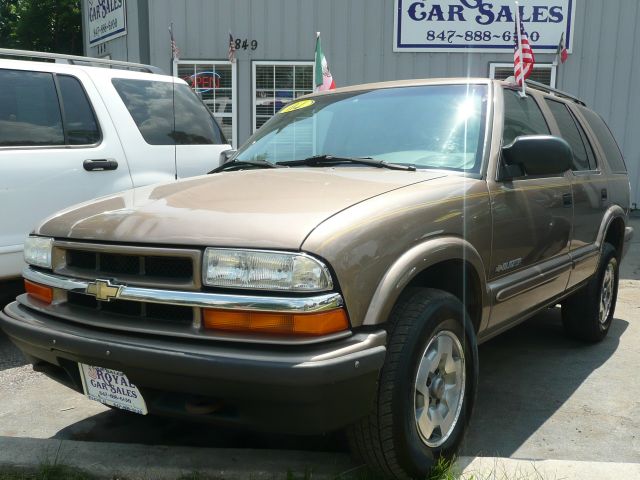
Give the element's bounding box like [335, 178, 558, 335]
[36, 168, 446, 249]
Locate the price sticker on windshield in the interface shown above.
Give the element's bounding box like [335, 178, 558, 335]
[279, 99, 315, 114]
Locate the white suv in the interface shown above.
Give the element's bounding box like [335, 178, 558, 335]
[0, 49, 231, 281]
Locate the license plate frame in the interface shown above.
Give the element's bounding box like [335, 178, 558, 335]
[78, 363, 148, 415]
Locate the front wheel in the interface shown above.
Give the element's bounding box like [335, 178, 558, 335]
[347, 288, 478, 479]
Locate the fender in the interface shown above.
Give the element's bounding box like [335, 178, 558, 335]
[563, 204, 628, 290]
[595, 204, 627, 251]
[362, 236, 490, 330]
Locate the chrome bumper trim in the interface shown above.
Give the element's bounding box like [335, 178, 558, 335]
[23, 268, 344, 313]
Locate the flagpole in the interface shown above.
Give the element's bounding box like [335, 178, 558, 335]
[553, 49, 559, 90]
[514, 1, 526, 96]
[553, 32, 564, 90]
[315, 32, 321, 93]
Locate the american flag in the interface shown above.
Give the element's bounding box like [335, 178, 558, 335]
[228, 31, 236, 64]
[513, 18, 535, 86]
[169, 23, 179, 60]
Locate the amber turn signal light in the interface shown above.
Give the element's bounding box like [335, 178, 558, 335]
[24, 280, 53, 304]
[202, 308, 349, 336]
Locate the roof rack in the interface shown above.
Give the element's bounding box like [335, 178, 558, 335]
[0, 48, 164, 75]
[525, 79, 586, 106]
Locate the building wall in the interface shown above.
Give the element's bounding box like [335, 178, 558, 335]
[83, 0, 149, 64]
[85, 0, 640, 207]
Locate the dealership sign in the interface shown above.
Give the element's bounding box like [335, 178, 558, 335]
[88, 0, 127, 46]
[394, 0, 575, 52]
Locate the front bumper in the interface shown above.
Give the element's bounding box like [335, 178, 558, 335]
[1, 301, 386, 434]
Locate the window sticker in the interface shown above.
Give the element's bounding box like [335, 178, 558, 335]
[279, 99, 315, 114]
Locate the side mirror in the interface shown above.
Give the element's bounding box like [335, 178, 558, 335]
[219, 149, 237, 165]
[501, 135, 572, 178]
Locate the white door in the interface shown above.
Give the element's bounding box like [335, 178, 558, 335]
[0, 67, 132, 279]
[173, 81, 231, 177]
[93, 73, 178, 187]
[99, 73, 231, 183]
[176, 144, 230, 177]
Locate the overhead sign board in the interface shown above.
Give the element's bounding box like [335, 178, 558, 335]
[88, 0, 127, 46]
[394, 0, 575, 53]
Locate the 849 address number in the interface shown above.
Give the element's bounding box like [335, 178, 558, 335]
[234, 38, 258, 50]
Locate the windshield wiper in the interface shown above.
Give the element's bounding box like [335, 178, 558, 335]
[209, 159, 284, 174]
[277, 155, 416, 171]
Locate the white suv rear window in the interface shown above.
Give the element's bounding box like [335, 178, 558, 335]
[112, 78, 225, 146]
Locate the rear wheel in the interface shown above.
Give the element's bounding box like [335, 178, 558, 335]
[347, 288, 478, 479]
[562, 243, 619, 342]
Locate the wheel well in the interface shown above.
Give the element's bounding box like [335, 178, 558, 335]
[604, 217, 625, 259]
[405, 259, 482, 333]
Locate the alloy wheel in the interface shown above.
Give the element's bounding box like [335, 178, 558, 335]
[414, 330, 466, 448]
[599, 260, 616, 327]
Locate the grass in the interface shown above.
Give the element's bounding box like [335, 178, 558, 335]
[428, 458, 459, 480]
[0, 464, 97, 480]
[326, 456, 555, 480]
[432, 456, 556, 480]
[0, 457, 554, 480]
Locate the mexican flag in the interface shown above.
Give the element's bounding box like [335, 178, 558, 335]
[315, 32, 335, 92]
[556, 32, 568, 64]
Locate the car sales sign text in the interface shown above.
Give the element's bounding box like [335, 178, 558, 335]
[88, 0, 127, 46]
[394, 0, 575, 52]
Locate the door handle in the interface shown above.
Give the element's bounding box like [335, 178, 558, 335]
[83, 159, 118, 171]
[601, 188, 608, 201]
[562, 193, 573, 207]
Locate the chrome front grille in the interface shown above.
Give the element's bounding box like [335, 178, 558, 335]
[65, 249, 193, 280]
[52, 241, 202, 290]
[21, 266, 347, 344]
[66, 291, 195, 326]
[43, 241, 203, 332]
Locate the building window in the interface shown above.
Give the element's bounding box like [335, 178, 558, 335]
[489, 63, 556, 88]
[252, 61, 314, 132]
[174, 61, 237, 147]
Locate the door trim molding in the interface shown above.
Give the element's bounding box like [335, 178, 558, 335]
[490, 254, 572, 303]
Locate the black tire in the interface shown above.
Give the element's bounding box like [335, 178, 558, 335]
[562, 242, 619, 343]
[347, 288, 478, 480]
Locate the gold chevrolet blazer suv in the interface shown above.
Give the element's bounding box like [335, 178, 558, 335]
[1, 78, 633, 479]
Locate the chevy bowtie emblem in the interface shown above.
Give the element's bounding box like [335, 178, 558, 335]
[86, 279, 122, 302]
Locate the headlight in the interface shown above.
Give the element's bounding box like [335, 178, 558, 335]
[203, 248, 333, 292]
[23, 236, 54, 269]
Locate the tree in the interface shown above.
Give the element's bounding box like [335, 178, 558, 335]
[0, 0, 19, 48]
[0, 0, 82, 54]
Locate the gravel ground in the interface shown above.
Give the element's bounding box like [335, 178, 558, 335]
[0, 330, 25, 372]
[0, 279, 25, 371]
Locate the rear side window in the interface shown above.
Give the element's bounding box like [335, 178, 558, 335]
[173, 83, 226, 145]
[502, 89, 550, 145]
[0, 69, 64, 146]
[58, 75, 101, 145]
[112, 78, 225, 145]
[545, 99, 595, 171]
[579, 107, 627, 173]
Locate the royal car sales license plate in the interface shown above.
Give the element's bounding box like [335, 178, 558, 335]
[78, 363, 148, 415]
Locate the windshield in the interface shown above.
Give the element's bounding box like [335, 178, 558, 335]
[236, 84, 488, 172]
